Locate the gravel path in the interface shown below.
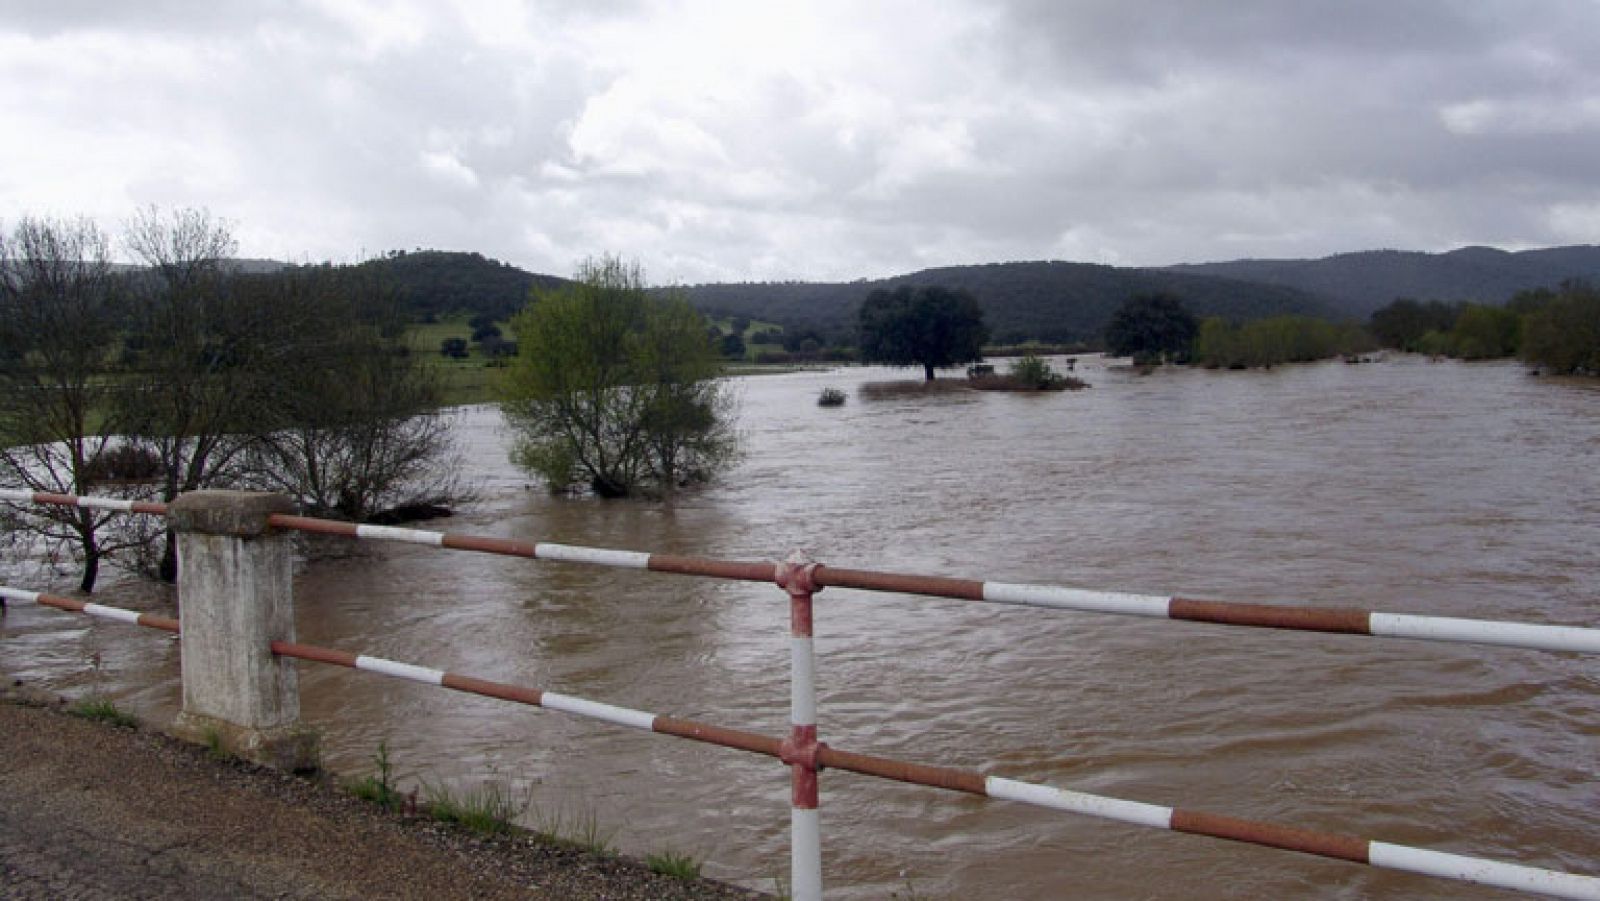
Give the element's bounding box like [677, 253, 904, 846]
[0, 686, 768, 900]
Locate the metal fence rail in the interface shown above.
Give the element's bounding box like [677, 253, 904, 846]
[2, 488, 1598, 899]
[5, 586, 1596, 900]
[7, 490, 1595, 654]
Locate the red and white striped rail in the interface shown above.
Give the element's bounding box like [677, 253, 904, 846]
[4, 586, 1597, 900]
[5, 490, 1598, 656]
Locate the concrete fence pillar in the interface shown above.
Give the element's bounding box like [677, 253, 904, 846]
[168, 490, 317, 770]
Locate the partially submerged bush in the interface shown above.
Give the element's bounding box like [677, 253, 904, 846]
[817, 386, 847, 407]
[969, 354, 1087, 391]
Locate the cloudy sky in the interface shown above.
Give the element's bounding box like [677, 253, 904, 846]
[3, 1, 1599, 283]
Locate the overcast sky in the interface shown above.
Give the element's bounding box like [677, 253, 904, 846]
[3, 1, 1599, 283]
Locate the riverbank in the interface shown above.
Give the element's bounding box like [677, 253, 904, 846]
[0, 683, 767, 900]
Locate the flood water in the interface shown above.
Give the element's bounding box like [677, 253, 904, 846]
[4, 355, 1598, 899]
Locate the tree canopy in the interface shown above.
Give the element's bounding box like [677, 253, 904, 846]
[1104, 292, 1199, 365]
[500, 256, 737, 498]
[857, 284, 988, 380]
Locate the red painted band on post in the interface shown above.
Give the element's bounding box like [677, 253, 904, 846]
[440, 534, 539, 558]
[1169, 598, 1373, 635]
[816, 745, 989, 796]
[785, 724, 823, 809]
[1170, 809, 1370, 863]
[813, 566, 986, 601]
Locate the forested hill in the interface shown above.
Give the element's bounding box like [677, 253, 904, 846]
[354, 250, 569, 322]
[676, 261, 1327, 345]
[1167, 245, 1600, 318]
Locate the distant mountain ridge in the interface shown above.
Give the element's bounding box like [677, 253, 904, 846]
[216, 243, 1600, 345]
[1166, 245, 1600, 318]
[677, 261, 1327, 345]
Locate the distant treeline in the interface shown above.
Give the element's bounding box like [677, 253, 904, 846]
[1368, 281, 1600, 373]
[1110, 281, 1599, 375]
[1194, 317, 1374, 369]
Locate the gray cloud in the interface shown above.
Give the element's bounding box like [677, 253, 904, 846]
[2, 1, 1598, 282]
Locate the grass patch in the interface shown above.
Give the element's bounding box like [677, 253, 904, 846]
[424, 779, 528, 836]
[645, 849, 703, 880]
[68, 696, 138, 729]
[202, 725, 232, 762]
[530, 801, 618, 855]
[346, 739, 403, 810]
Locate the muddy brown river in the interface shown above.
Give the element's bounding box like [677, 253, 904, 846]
[4, 355, 1597, 898]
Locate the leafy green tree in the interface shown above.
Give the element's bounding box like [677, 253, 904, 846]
[1449, 305, 1520, 360]
[1104, 292, 1198, 365]
[500, 256, 737, 498]
[1520, 281, 1600, 375]
[1194, 315, 1373, 369]
[1368, 298, 1464, 351]
[857, 284, 988, 380]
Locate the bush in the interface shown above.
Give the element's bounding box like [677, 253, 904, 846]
[817, 387, 847, 407]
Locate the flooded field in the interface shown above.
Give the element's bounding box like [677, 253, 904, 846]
[4, 355, 1597, 898]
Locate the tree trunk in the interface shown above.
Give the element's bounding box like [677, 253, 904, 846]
[159, 529, 178, 583]
[923, 362, 936, 381]
[79, 548, 100, 594]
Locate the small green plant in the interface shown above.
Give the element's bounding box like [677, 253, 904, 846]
[202, 725, 230, 761]
[646, 849, 703, 880]
[424, 779, 528, 836]
[817, 386, 847, 407]
[68, 696, 138, 729]
[347, 739, 402, 810]
[530, 800, 618, 855]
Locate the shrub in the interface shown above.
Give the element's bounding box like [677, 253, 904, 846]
[817, 387, 847, 407]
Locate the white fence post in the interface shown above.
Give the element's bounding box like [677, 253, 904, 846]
[168, 490, 317, 770]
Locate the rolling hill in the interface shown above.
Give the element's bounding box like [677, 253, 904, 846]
[1167, 245, 1600, 318]
[677, 261, 1329, 346]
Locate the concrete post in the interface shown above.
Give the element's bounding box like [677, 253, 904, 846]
[168, 490, 317, 770]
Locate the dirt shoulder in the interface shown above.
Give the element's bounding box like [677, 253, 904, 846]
[0, 686, 767, 900]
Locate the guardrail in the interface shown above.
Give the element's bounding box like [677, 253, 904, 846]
[2, 488, 1597, 900]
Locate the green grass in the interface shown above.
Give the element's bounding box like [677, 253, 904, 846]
[68, 696, 138, 729]
[405, 315, 508, 406]
[423, 779, 528, 836]
[346, 739, 403, 810]
[529, 801, 618, 855]
[645, 849, 703, 880]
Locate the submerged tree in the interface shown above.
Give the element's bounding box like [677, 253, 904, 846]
[235, 265, 465, 521]
[1104, 292, 1199, 365]
[857, 284, 989, 380]
[0, 217, 153, 591]
[500, 256, 737, 498]
[1520, 280, 1600, 375]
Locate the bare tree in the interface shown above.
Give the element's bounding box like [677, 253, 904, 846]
[0, 217, 154, 591]
[236, 265, 467, 522]
[119, 207, 287, 580]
